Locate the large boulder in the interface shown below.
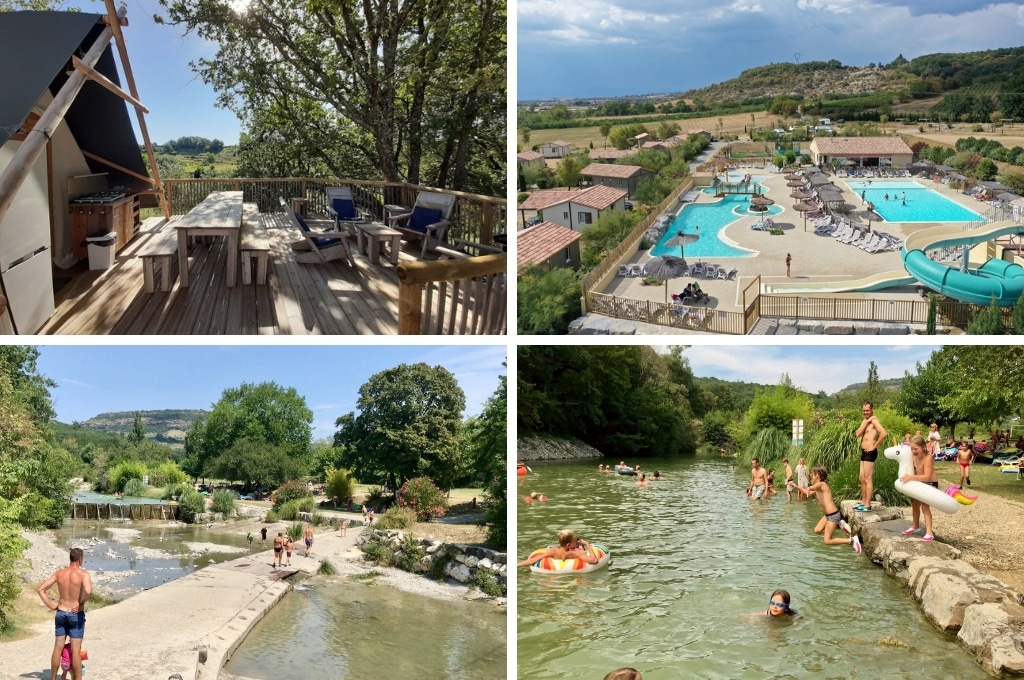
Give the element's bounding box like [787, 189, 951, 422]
[449, 563, 472, 583]
[909, 558, 1021, 631]
[861, 519, 960, 581]
[957, 602, 1024, 676]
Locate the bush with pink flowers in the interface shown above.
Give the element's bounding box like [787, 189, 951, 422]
[397, 477, 448, 522]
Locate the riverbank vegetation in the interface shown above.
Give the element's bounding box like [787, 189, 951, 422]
[518, 346, 1024, 507]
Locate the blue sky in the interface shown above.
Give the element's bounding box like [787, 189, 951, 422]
[681, 344, 938, 394]
[34, 345, 507, 440]
[518, 0, 1024, 100]
[69, 0, 242, 143]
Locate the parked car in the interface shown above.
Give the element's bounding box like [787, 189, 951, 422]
[624, 201, 634, 211]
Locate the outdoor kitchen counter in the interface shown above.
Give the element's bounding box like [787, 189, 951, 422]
[175, 190, 243, 288]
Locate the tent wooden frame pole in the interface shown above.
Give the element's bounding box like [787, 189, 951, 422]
[72, 55, 149, 113]
[0, 26, 114, 230]
[81, 150, 157, 186]
[102, 0, 169, 219]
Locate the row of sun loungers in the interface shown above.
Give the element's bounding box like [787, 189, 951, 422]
[617, 262, 737, 280]
[814, 220, 903, 253]
[835, 168, 911, 178]
[679, 191, 700, 203]
[751, 218, 775, 231]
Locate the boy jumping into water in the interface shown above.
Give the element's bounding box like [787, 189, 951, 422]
[795, 466, 861, 554]
[855, 401, 887, 511]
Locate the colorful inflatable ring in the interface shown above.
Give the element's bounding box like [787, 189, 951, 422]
[614, 466, 637, 477]
[516, 465, 528, 476]
[527, 544, 611, 574]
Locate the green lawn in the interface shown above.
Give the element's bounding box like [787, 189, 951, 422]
[935, 459, 1024, 504]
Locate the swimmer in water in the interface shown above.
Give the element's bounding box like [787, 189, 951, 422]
[516, 530, 599, 567]
[763, 589, 797, 617]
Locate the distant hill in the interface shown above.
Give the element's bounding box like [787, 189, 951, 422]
[835, 378, 904, 397]
[73, 409, 207, 446]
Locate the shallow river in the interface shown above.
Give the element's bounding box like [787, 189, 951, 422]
[516, 457, 990, 680]
[223, 581, 507, 679]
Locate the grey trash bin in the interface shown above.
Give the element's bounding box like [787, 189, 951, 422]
[85, 232, 117, 270]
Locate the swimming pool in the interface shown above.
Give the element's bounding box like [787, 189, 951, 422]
[846, 180, 982, 223]
[651, 191, 768, 258]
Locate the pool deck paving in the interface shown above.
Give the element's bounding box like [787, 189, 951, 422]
[604, 171, 1002, 316]
[0, 531, 361, 680]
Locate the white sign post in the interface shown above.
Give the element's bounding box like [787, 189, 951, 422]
[792, 419, 804, 446]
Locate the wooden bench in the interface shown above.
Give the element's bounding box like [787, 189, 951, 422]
[137, 230, 178, 293]
[240, 204, 270, 285]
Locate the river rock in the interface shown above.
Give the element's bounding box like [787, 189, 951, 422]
[464, 556, 479, 568]
[426, 542, 442, 554]
[449, 563, 472, 583]
[909, 557, 1021, 631]
[957, 602, 1024, 676]
[517, 436, 605, 462]
[497, 564, 507, 577]
[871, 536, 961, 583]
[415, 556, 432, 573]
[454, 552, 468, 564]
[477, 558, 492, 571]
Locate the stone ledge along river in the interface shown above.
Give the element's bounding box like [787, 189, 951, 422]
[516, 457, 992, 680]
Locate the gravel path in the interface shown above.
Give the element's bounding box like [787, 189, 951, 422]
[932, 480, 1024, 595]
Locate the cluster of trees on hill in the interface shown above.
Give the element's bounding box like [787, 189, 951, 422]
[158, 136, 225, 155]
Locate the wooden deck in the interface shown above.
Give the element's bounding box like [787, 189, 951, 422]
[40, 213, 419, 334]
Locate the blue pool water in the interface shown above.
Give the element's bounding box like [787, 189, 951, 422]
[846, 180, 982, 223]
[651, 190, 771, 258]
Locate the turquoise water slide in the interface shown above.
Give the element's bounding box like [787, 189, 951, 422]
[901, 220, 1024, 306]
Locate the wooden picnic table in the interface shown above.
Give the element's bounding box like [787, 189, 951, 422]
[175, 191, 243, 288]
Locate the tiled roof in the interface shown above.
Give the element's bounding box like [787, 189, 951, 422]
[544, 140, 572, 147]
[517, 150, 544, 161]
[581, 163, 646, 179]
[572, 185, 627, 210]
[517, 189, 576, 211]
[517, 222, 582, 268]
[642, 140, 677, 149]
[811, 136, 913, 156]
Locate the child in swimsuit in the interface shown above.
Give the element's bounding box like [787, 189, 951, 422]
[901, 435, 937, 541]
[516, 530, 600, 568]
[956, 443, 974, 487]
[795, 466, 861, 553]
[764, 589, 797, 617]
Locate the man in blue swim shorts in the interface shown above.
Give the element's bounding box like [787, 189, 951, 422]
[37, 547, 92, 680]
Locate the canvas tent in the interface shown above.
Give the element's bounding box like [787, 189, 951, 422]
[0, 9, 162, 333]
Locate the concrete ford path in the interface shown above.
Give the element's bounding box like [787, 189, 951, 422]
[0, 546, 325, 680]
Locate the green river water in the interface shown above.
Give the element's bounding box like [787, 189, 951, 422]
[516, 457, 989, 680]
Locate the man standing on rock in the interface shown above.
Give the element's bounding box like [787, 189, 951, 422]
[303, 524, 315, 557]
[37, 547, 92, 680]
[855, 401, 887, 512]
[273, 532, 285, 568]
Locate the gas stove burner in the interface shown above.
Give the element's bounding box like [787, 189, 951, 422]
[72, 192, 128, 204]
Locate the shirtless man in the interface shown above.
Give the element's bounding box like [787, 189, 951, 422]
[782, 458, 794, 501]
[273, 532, 285, 567]
[37, 548, 92, 680]
[854, 401, 887, 511]
[747, 458, 769, 501]
[303, 524, 315, 556]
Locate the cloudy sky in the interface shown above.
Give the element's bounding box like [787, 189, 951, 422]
[517, 0, 1024, 100]
[680, 344, 938, 394]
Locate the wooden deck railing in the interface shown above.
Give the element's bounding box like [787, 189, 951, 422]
[162, 178, 506, 246]
[584, 291, 747, 334]
[759, 295, 1009, 327]
[396, 254, 507, 334]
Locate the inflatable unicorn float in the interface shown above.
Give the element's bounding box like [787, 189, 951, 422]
[884, 444, 977, 513]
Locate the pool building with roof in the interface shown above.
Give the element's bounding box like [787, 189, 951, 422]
[810, 137, 914, 168]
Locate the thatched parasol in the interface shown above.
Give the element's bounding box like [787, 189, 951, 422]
[784, 172, 803, 181]
[750, 195, 775, 212]
[643, 255, 691, 303]
[786, 179, 806, 188]
[790, 189, 813, 200]
[665, 231, 699, 260]
[792, 201, 819, 231]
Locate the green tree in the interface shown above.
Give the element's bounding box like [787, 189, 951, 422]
[324, 467, 357, 504]
[892, 358, 960, 437]
[335, 363, 467, 493]
[742, 376, 813, 442]
[999, 72, 1024, 121]
[599, 120, 613, 148]
[930, 346, 1024, 424]
[926, 294, 937, 335]
[201, 382, 313, 477]
[1013, 290, 1024, 333]
[128, 412, 146, 445]
[554, 155, 582, 189]
[157, 0, 506, 195]
[468, 372, 506, 546]
[516, 266, 582, 335]
[965, 296, 1005, 335]
[521, 126, 531, 146]
[976, 157, 998, 181]
[859, 361, 886, 408]
[208, 437, 305, 490]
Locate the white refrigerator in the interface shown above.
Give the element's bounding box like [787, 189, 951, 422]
[0, 139, 55, 335]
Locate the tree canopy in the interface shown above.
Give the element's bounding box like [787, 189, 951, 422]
[334, 363, 466, 492]
[156, 0, 506, 195]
